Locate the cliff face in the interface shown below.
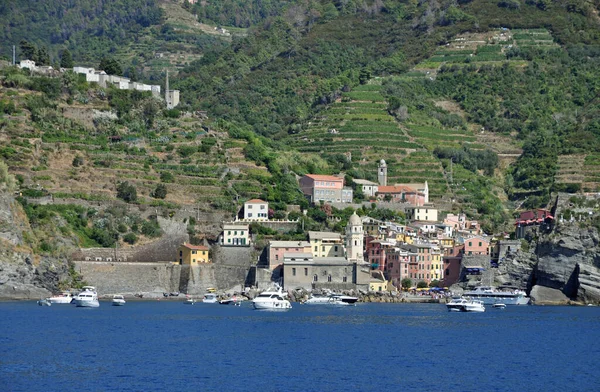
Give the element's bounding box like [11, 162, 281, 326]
[0, 193, 68, 299]
[531, 223, 600, 303]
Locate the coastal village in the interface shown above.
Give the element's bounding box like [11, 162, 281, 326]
[71, 157, 546, 301]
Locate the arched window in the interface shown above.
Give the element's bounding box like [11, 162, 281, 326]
[313, 274, 318, 282]
[327, 275, 332, 282]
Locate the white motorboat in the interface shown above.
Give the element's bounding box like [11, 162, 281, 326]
[303, 294, 332, 305]
[184, 297, 196, 305]
[37, 298, 52, 307]
[46, 291, 74, 304]
[329, 294, 359, 306]
[252, 286, 292, 310]
[463, 286, 530, 305]
[446, 297, 485, 312]
[303, 293, 358, 306]
[219, 295, 243, 305]
[112, 295, 126, 306]
[72, 286, 100, 308]
[203, 293, 218, 304]
[493, 303, 506, 309]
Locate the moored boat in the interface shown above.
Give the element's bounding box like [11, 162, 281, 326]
[112, 295, 126, 306]
[446, 297, 485, 312]
[72, 286, 100, 308]
[47, 291, 74, 304]
[252, 286, 291, 310]
[203, 293, 218, 304]
[463, 286, 530, 305]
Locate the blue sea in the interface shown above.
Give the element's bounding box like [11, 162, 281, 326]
[1, 301, 599, 392]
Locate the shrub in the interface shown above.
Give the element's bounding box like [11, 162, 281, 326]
[72, 155, 84, 167]
[141, 219, 162, 237]
[116, 181, 137, 203]
[151, 183, 167, 199]
[122, 233, 137, 244]
[160, 171, 174, 183]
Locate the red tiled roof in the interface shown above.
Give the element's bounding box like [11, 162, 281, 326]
[304, 174, 343, 182]
[181, 243, 208, 250]
[245, 199, 266, 203]
[378, 185, 417, 194]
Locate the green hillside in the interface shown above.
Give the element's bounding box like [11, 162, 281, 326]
[2, 0, 600, 240]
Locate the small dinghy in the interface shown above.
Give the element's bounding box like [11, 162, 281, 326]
[493, 303, 506, 309]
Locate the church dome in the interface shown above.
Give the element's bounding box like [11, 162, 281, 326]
[348, 212, 361, 226]
[379, 159, 386, 166]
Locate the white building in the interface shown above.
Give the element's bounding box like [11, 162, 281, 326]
[19, 60, 36, 70]
[405, 206, 438, 222]
[244, 199, 268, 221]
[353, 179, 379, 198]
[221, 223, 250, 246]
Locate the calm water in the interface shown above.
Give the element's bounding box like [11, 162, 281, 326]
[1, 301, 599, 392]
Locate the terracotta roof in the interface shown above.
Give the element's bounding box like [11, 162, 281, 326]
[245, 199, 266, 203]
[304, 174, 343, 182]
[181, 243, 209, 250]
[377, 185, 417, 193]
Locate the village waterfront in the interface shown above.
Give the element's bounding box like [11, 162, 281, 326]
[1, 301, 598, 392]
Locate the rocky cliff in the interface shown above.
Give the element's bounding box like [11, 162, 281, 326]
[0, 193, 69, 299]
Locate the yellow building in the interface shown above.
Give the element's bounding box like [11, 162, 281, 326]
[369, 270, 393, 292]
[178, 243, 210, 265]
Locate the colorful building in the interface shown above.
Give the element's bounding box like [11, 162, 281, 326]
[299, 174, 353, 204]
[178, 243, 210, 265]
[308, 231, 344, 258]
[267, 241, 311, 270]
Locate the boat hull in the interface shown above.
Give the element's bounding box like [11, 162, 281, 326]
[47, 297, 73, 304]
[74, 299, 100, 308]
[112, 300, 125, 306]
[463, 294, 530, 305]
[252, 301, 291, 310]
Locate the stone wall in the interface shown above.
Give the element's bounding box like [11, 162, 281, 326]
[73, 261, 182, 295]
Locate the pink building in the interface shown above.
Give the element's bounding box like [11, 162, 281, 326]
[402, 243, 436, 284]
[385, 248, 418, 288]
[464, 236, 490, 256]
[268, 240, 311, 270]
[299, 174, 353, 204]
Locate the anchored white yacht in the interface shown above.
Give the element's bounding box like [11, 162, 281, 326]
[252, 287, 291, 310]
[304, 293, 358, 306]
[446, 297, 485, 312]
[46, 291, 74, 304]
[72, 286, 100, 308]
[463, 286, 530, 305]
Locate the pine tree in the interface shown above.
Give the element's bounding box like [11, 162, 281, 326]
[60, 49, 74, 68]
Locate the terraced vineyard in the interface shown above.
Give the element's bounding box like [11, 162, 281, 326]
[582, 154, 600, 192]
[289, 84, 420, 162]
[1, 88, 266, 212]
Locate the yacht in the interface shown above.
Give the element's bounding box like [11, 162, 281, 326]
[304, 293, 359, 306]
[463, 286, 530, 305]
[203, 293, 218, 304]
[72, 286, 100, 308]
[111, 295, 126, 306]
[303, 293, 332, 305]
[46, 291, 74, 304]
[329, 294, 359, 306]
[252, 287, 292, 310]
[446, 297, 485, 312]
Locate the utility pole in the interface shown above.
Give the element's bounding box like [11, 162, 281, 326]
[12, 45, 16, 65]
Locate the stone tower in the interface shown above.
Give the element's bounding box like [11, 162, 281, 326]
[378, 159, 387, 186]
[346, 212, 364, 263]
